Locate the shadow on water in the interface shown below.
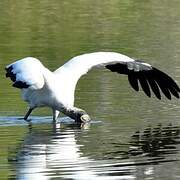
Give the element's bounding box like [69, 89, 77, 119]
[103, 124, 180, 165]
[129, 124, 180, 158]
[3, 117, 179, 180]
[105, 124, 180, 157]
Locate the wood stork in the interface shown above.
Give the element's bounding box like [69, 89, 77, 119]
[5, 52, 180, 123]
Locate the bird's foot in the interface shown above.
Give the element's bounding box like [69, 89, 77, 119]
[18, 117, 31, 122]
[24, 118, 32, 123]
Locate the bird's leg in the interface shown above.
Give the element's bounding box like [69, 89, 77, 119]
[52, 109, 60, 122]
[24, 108, 33, 121]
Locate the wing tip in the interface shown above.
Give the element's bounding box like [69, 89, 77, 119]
[5, 65, 16, 82]
[107, 62, 180, 100]
[13, 81, 29, 89]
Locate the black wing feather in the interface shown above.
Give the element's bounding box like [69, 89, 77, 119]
[106, 62, 180, 99]
[146, 78, 161, 99]
[153, 67, 180, 92]
[169, 87, 180, 99]
[128, 73, 139, 91]
[5, 65, 29, 89]
[138, 73, 151, 97]
[5, 66, 16, 82]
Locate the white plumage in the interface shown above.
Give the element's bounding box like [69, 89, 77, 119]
[5, 52, 180, 123]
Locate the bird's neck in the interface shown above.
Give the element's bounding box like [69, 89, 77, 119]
[42, 68, 55, 87]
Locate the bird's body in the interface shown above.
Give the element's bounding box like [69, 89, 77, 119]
[5, 52, 180, 123]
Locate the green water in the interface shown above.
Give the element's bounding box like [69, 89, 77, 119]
[0, 0, 180, 179]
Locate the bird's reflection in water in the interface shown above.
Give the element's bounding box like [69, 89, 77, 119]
[104, 123, 180, 164]
[12, 121, 180, 180]
[15, 121, 108, 180]
[129, 123, 180, 158]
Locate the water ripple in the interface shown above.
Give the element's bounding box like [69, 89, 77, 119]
[4, 122, 179, 180]
[0, 116, 102, 126]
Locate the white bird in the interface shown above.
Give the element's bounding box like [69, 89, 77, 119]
[5, 52, 180, 123]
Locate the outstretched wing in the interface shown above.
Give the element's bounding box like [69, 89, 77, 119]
[54, 52, 180, 100]
[5, 57, 45, 90]
[106, 61, 180, 99]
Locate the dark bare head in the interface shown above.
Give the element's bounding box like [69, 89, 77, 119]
[74, 110, 91, 123]
[63, 107, 91, 123]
